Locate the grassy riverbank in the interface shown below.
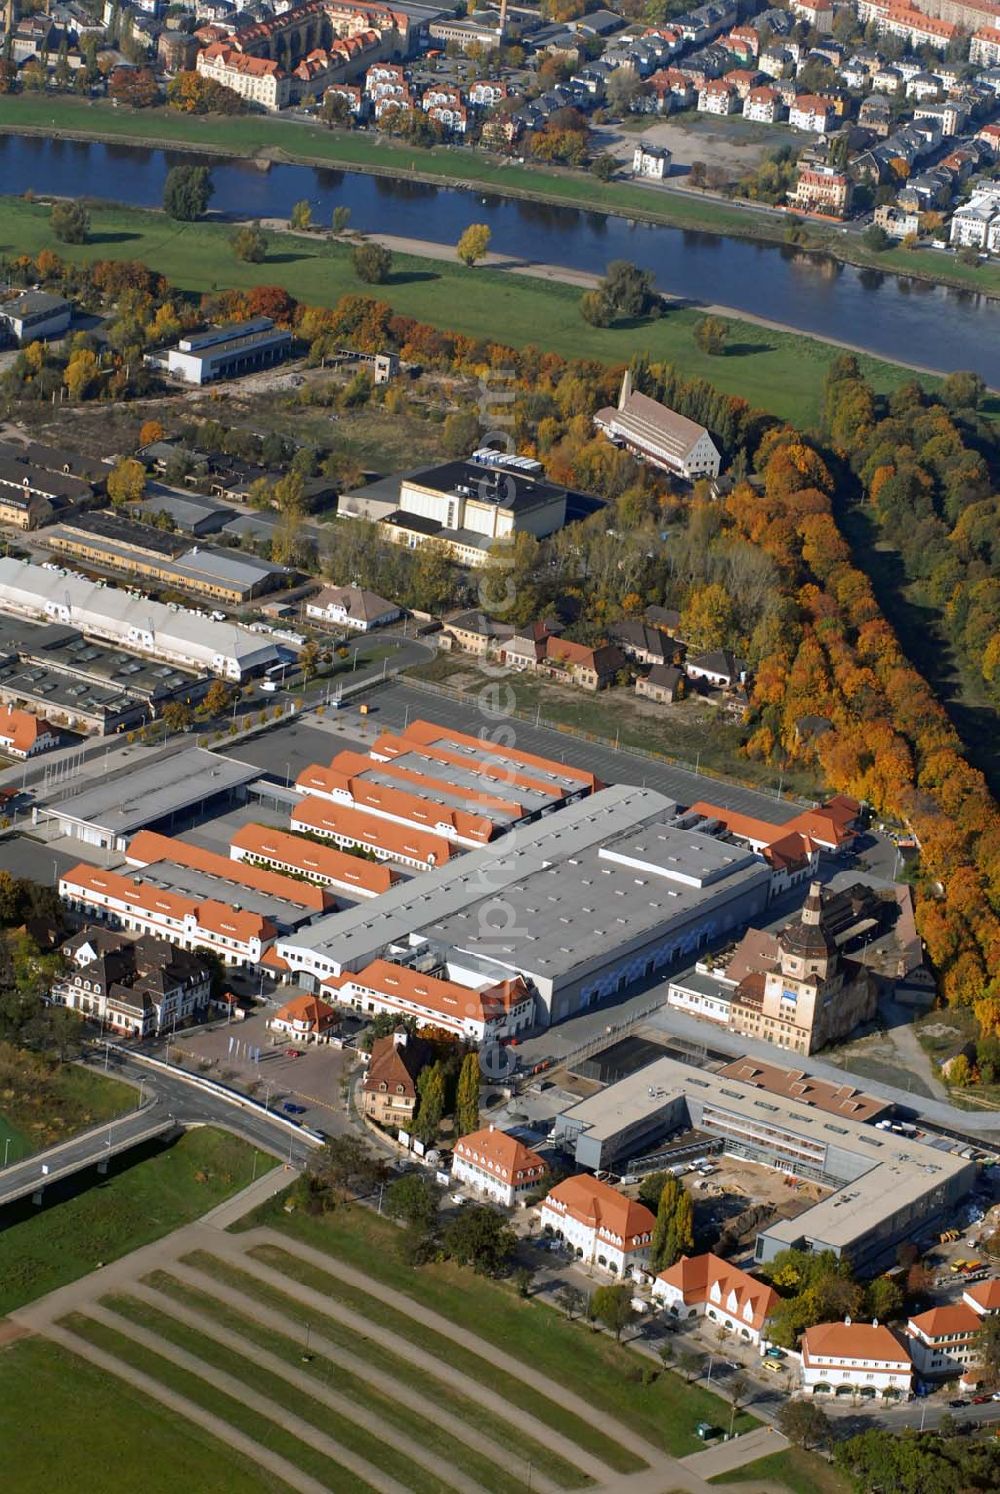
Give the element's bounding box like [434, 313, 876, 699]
[1, 94, 998, 300]
[0, 195, 945, 427]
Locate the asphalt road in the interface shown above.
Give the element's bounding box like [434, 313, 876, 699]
[365, 680, 804, 825]
[0, 1104, 174, 1208]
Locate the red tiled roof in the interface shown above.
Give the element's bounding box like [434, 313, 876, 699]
[656, 1253, 779, 1331]
[802, 1321, 911, 1365]
[542, 1175, 655, 1250]
[454, 1125, 546, 1185]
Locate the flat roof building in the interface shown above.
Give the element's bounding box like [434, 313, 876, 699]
[552, 1052, 975, 1272]
[44, 513, 289, 604]
[36, 747, 259, 851]
[0, 557, 285, 679]
[277, 783, 771, 1027]
[0, 290, 72, 345]
[158, 317, 293, 386]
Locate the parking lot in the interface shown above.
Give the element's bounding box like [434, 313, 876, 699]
[166, 1008, 352, 1136]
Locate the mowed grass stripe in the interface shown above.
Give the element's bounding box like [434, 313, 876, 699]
[181, 1251, 592, 1488]
[247, 1241, 644, 1474]
[143, 1269, 534, 1494]
[60, 1311, 377, 1494]
[100, 1292, 451, 1494]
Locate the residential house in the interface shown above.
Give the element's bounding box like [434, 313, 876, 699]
[858, 93, 893, 135]
[789, 163, 852, 216]
[323, 82, 366, 117]
[636, 664, 686, 703]
[452, 1125, 547, 1207]
[646, 68, 697, 111]
[743, 85, 783, 122]
[724, 26, 760, 61]
[540, 1174, 656, 1276]
[723, 68, 763, 100]
[698, 79, 738, 114]
[361, 1028, 432, 1128]
[789, 94, 836, 133]
[800, 1320, 913, 1399]
[633, 142, 672, 178]
[906, 71, 943, 101]
[305, 584, 402, 632]
[0, 703, 59, 758]
[51, 927, 211, 1038]
[872, 65, 904, 93]
[442, 609, 515, 657]
[906, 1304, 983, 1378]
[759, 45, 799, 79]
[686, 649, 740, 688]
[874, 203, 921, 238]
[609, 620, 680, 667]
[543, 636, 626, 691]
[652, 1253, 779, 1345]
[269, 992, 340, 1045]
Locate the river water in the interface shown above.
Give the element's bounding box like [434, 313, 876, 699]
[2, 132, 998, 383]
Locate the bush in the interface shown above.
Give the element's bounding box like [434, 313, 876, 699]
[51, 200, 90, 245]
[352, 240, 393, 284]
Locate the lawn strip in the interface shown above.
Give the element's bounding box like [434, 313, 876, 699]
[102, 1291, 450, 1494]
[144, 1268, 534, 1494]
[180, 1251, 592, 1488]
[61, 1310, 376, 1494]
[237, 1202, 757, 1458]
[0, 1334, 291, 1494]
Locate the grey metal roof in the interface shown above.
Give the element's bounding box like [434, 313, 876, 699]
[47, 747, 259, 836]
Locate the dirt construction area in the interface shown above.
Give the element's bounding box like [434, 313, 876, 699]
[595, 115, 791, 179]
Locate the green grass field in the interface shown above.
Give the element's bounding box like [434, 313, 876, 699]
[0, 195, 941, 427]
[709, 1446, 851, 1493]
[143, 1267, 560, 1494]
[231, 1193, 758, 1459]
[163, 1257, 586, 1488]
[0, 1050, 131, 1164]
[0, 1128, 272, 1315]
[0, 1336, 290, 1494]
[2, 94, 997, 299]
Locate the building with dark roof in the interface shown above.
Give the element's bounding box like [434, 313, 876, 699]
[52, 926, 212, 1037]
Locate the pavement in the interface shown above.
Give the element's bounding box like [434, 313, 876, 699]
[365, 679, 806, 825]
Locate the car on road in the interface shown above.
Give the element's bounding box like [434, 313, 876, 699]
[972, 1394, 992, 1404]
[949, 1398, 969, 1408]
[764, 1347, 786, 1359]
[282, 1102, 306, 1115]
[285, 1049, 302, 1058]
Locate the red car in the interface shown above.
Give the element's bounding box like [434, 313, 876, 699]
[972, 1394, 992, 1404]
[285, 1048, 302, 1059]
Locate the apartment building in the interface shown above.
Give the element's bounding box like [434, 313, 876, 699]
[452, 1126, 547, 1208]
[540, 1175, 656, 1277]
[52, 926, 211, 1038]
[906, 1304, 983, 1378]
[652, 1253, 779, 1345]
[971, 25, 1000, 65]
[229, 823, 398, 897]
[58, 864, 276, 967]
[321, 959, 535, 1043]
[801, 1321, 913, 1399]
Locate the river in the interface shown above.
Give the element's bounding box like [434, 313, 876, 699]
[2, 132, 999, 384]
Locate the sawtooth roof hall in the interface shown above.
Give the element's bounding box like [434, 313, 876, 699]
[277, 784, 771, 1027]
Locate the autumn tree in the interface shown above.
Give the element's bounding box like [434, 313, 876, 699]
[694, 316, 728, 356]
[290, 199, 313, 231]
[163, 165, 213, 222]
[455, 1052, 480, 1136]
[51, 200, 90, 245]
[352, 241, 392, 285]
[456, 224, 492, 266]
[231, 223, 268, 263]
[63, 348, 100, 402]
[107, 457, 147, 507]
[680, 582, 736, 650]
[138, 419, 165, 448]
